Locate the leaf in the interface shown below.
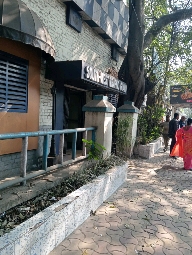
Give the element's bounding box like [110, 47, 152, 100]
[142, 217, 150, 222]
[19, 213, 25, 220]
[2, 219, 7, 227]
[82, 250, 89, 255]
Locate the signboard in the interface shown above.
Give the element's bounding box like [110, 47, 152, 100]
[82, 63, 127, 94]
[47, 60, 127, 95]
[170, 85, 192, 104]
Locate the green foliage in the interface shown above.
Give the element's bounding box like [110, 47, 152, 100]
[144, 0, 192, 95]
[82, 139, 106, 160]
[137, 106, 165, 145]
[115, 115, 132, 155]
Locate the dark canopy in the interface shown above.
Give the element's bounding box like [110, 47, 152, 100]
[0, 0, 55, 58]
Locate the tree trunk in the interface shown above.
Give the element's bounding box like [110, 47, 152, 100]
[119, 0, 145, 109]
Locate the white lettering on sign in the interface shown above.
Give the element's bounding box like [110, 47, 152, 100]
[83, 64, 127, 93]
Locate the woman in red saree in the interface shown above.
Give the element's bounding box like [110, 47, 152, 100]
[171, 118, 192, 170]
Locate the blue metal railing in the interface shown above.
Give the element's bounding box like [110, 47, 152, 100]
[0, 127, 96, 190]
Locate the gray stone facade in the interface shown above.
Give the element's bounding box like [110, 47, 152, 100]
[0, 150, 37, 179]
[0, 0, 128, 177]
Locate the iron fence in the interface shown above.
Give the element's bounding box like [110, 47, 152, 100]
[0, 127, 96, 190]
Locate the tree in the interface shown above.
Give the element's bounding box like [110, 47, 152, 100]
[118, 0, 192, 108]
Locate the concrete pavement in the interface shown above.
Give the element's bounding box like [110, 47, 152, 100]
[49, 149, 192, 255]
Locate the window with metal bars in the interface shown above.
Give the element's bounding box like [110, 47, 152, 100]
[0, 50, 28, 113]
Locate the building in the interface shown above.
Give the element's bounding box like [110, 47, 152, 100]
[0, 0, 129, 179]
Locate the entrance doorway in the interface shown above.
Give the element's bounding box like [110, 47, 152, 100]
[67, 88, 86, 150]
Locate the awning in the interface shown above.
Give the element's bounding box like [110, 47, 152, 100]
[0, 0, 55, 59]
[47, 60, 127, 95]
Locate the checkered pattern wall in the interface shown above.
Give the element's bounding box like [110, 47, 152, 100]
[63, 0, 129, 54]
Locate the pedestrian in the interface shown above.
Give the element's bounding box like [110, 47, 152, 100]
[171, 118, 192, 170]
[160, 115, 170, 152]
[179, 116, 186, 128]
[168, 112, 179, 157]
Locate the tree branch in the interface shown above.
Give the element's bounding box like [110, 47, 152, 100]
[144, 7, 192, 50]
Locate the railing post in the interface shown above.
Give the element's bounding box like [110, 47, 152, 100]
[92, 129, 96, 143]
[82, 130, 87, 156]
[58, 133, 64, 164]
[72, 131, 77, 160]
[43, 135, 49, 170]
[20, 137, 28, 185]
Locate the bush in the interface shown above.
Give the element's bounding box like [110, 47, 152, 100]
[137, 106, 164, 144]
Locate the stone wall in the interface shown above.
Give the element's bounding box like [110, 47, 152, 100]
[0, 162, 128, 255]
[134, 137, 163, 159]
[0, 150, 37, 179]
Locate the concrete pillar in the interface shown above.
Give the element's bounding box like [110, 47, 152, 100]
[117, 101, 140, 157]
[82, 95, 116, 158]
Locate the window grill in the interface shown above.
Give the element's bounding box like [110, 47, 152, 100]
[0, 51, 28, 113]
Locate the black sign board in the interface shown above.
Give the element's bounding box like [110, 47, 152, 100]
[46, 60, 127, 95]
[170, 85, 192, 104]
[81, 62, 127, 94]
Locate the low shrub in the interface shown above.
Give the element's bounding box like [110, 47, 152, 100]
[137, 106, 164, 145]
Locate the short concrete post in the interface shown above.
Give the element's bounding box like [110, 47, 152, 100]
[117, 101, 140, 157]
[82, 95, 116, 158]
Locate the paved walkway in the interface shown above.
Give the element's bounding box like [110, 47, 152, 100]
[49, 149, 192, 255]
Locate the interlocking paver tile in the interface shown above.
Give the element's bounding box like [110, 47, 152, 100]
[155, 224, 169, 234]
[172, 221, 190, 229]
[153, 244, 166, 255]
[49, 150, 192, 255]
[120, 236, 138, 246]
[171, 233, 188, 244]
[179, 236, 192, 248]
[149, 219, 166, 227]
[162, 247, 183, 255]
[55, 239, 70, 249]
[131, 230, 150, 239]
[178, 248, 192, 255]
[80, 231, 99, 241]
[156, 230, 175, 241]
[106, 228, 124, 236]
[82, 237, 96, 244]
[142, 244, 155, 254]
[95, 240, 111, 254]
[108, 233, 123, 245]
[108, 251, 126, 255]
[178, 226, 192, 237]
[66, 238, 81, 250]
[91, 252, 108, 255]
[94, 218, 111, 226]
[61, 250, 83, 255]
[78, 240, 99, 251]
[107, 243, 127, 254]
[163, 221, 182, 235]
[106, 215, 122, 224]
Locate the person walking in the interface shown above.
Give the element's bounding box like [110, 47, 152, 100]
[160, 115, 170, 152]
[179, 116, 186, 128]
[168, 112, 179, 157]
[171, 118, 192, 170]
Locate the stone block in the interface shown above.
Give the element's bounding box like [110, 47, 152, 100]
[0, 162, 127, 255]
